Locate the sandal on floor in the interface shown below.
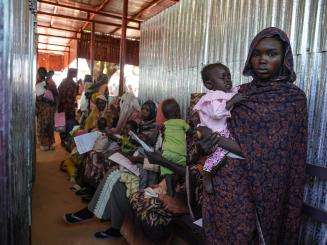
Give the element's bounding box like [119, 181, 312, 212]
[63, 213, 92, 224]
[94, 230, 122, 240]
[75, 187, 91, 196]
[81, 195, 93, 203]
[70, 184, 81, 192]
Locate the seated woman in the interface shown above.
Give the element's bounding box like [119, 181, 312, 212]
[131, 100, 160, 189]
[74, 120, 139, 202]
[83, 94, 111, 132]
[78, 117, 113, 188]
[128, 98, 191, 242]
[63, 100, 160, 240]
[109, 92, 141, 133]
[61, 93, 140, 186]
[104, 100, 158, 184]
[62, 95, 113, 182]
[62, 93, 113, 153]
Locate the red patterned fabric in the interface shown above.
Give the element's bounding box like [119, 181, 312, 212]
[58, 78, 77, 121]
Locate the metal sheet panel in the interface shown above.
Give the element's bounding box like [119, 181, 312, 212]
[139, 0, 327, 243]
[0, 0, 36, 244]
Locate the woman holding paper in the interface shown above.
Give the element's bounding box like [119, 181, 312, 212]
[62, 95, 113, 183]
[36, 67, 58, 151]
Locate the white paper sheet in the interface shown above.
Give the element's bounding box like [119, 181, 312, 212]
[193, 218, 203, 227]
[108, 152, 140, 176]
[74, 131, 101, 154]
[129, 131, 154, 152]
[144, 187, 159, 198]
[226, 152, 245, 159]
[35, 81, 46, 96]
[113, 134, 122, 139]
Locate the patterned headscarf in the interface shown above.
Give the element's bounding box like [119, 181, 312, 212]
[142, 100, 157, 122]
[156, 100, 167, 126]
[113, 92, 141, 133]
[91, 92, 100, 104]
[243, 27, 296, 84]
[96, 94, 107, 102]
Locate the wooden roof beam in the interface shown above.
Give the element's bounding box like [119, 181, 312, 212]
[38, 48, 69, 53]
[37, 0, 141, 24]
[38, 42, 69, 48]
[37, 33, 80, 40]
[80, 0, 112, 32]
[37, 11, 139, 30]
[37, 24, 78, 33]
[110, 0, 162, 34]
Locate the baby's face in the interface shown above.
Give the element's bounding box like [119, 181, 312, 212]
[205, 66, 233, 92]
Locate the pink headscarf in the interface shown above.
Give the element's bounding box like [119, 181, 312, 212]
[155, 100, 167, 126]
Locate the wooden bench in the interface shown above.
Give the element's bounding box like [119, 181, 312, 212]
[302, 163, 327, 224]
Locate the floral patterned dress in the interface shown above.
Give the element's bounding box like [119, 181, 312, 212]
[203, 27, 308, 244]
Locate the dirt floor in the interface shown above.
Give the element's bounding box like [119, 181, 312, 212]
[31, 134, 128, 245]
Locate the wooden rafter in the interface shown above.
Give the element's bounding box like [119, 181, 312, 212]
[110, 0, 162, 34]
[38, 0, 141, 23]
[37, 33, 79, 40]
[37, 24, 78, 33]
[38, 48, 69, 53]
[37, 11, 140, 30]
[38, 41, 69, 47]
[79, 0, 113, 32]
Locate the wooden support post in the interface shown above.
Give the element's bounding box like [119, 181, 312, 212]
[119, 0, 128, 96]
[76, 53, 79, 70]
[68, 46, 70, 67]
[90, 22, 95, 77]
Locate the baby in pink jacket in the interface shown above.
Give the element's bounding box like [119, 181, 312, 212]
[193, 63, 246, 175]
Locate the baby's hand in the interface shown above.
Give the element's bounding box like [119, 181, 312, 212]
[226, 93, 248, 110]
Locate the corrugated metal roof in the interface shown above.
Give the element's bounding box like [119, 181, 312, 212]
[36, 0, 178, 54]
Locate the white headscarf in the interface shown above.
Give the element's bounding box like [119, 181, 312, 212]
[114, 92, 141, 132]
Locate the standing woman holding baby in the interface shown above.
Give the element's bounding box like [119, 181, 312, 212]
[201, 27, 307, 244]
[36, 67, 59, 151]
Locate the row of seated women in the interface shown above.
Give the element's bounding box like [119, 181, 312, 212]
[61, 89, 198, 243]
[60, 27, 308, 244]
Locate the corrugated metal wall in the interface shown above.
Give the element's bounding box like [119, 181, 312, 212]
[0, 0, 36, 244]
[139, 0, 327, 243]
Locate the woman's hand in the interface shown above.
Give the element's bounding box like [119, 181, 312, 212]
[127, 156, 144, 163]
[226, 93, 248, 110]
[158, 194, 187, 214]
[149, 184, 159, 189]
[198, 131, 222, 155]
[199, 132, 244, 157]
